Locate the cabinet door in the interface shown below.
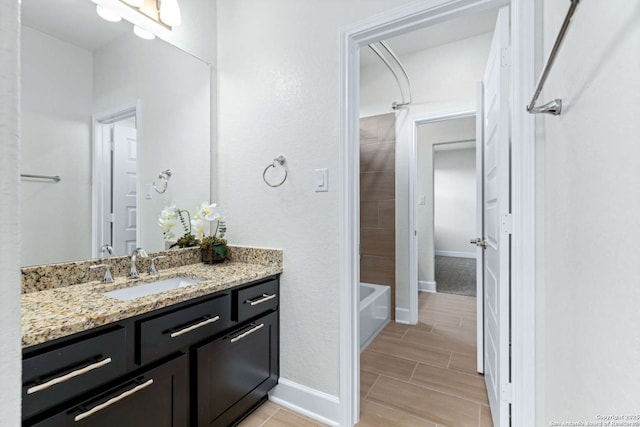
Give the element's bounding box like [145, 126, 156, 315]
[29, 354, 188, 427]
[196, 311, 279, 427]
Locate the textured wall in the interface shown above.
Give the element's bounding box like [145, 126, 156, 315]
[538, 0, 640, 422]
[360, 113, 396, 318]
[217, 0, 415, 396]
[0, 0, 22, 423]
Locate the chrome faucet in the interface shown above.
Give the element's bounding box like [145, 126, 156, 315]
[100, 244, 114, 257]
[90, 264, 114, 283]
[149, 256, 166, 275]
[129, 248, 148, 279]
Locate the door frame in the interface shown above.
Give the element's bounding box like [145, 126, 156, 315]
[339, 0, 536, 425]
[91, 101, 142, 258]
[406, 108, 477, 328]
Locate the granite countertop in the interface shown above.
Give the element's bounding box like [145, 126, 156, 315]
[22, 248, 282, 348]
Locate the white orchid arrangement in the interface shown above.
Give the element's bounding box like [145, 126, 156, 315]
[159, 202, 226, 250]
[191, 202, 226, 241]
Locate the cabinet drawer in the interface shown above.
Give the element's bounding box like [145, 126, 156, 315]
[235, 279, 278, 323]
[22, 327, 127, 420]
[29, 353, 188, 427]
[138, 294, 230, 365]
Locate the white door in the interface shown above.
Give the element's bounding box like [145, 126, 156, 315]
[475, 81, 485, 375]
[480, 6, 511, 427]
[112, 123, 138, 256]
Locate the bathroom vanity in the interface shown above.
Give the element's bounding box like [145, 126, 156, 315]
[20, 247, 282, 427]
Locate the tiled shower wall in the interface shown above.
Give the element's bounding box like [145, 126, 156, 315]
[360, 113, 396, 319]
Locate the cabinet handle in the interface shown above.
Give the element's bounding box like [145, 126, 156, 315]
[246, 293, 276, 306]
[170, 316, 220, 338]
[230, 323, 265, 343]
[27, 357, 112, 395]
[74, 379, 154, 422]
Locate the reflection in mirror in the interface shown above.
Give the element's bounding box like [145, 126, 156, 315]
[20, 0, 211, 266]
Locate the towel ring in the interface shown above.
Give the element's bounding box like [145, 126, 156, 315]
[263, 156, 287, 188]
[153, 169, 172, 194]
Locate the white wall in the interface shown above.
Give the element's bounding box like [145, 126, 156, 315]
[163, 0, 217, 65]
[93, 33, 211, 254]
[20, 26, 93, 266]
[416, 117, 476, 285]
[361, 34, 490, 308]
[217, 0, 416, 398]
[360, 33, 492, 117]
[537, 0, 640, 423]
[0, 0, 22, 423]
[433, 147, 476, 256]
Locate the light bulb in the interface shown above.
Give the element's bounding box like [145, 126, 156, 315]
[96, 5, 122, 22]
[133, 25, 156, 40]
[122, 0, 144, 7]
[159, 0, 181, 27]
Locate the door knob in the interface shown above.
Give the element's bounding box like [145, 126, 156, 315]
[470, 237, 488, 250]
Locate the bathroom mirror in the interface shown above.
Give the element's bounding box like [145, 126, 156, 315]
[20, 0, 212, 267]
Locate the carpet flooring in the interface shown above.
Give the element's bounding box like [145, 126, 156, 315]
[435, 256, 477, 297]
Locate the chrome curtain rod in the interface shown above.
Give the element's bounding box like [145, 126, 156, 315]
[368, 41, 412, 110]
[527, 0, 580, 115]
[21, 174, 61, 182]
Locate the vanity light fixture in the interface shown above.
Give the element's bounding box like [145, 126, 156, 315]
[158, 0, 181, 27]
[133, 25, 156, 40]
[96, 4, 122, 22]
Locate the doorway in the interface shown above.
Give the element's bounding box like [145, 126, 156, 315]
[343, 1, 536, 426]
[92, 105, 140, 258]
[416, 115, 478, 298]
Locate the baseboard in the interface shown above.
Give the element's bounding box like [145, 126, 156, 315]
[395, 308, 411, 324]
[418, 280, 436, 292]
[435, 250, 476, 259]
[268, 378, 340, 426]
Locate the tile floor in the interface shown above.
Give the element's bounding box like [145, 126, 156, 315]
[239, 292, 492, 427]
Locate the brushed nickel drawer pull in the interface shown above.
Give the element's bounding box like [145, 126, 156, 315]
[246, 293, 276, 306]
[170, 316, 220, 338]
[27, 357, 112, 395]
[74, 379, 154, 422]
[230, 323, 265, 343]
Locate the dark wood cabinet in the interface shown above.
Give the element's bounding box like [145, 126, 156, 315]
[195, 311, 278, 426]
[138, 293, 230, 365]
[22, 327, 127, 420]
[31, 354, 188, 427]
[22, 275, 280, 427]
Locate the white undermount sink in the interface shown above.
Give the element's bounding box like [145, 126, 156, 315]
[103, 276, 201, 301]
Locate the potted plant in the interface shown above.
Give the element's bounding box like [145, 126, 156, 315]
[191, 202, 228, 264]
[159, 205, 200, 248]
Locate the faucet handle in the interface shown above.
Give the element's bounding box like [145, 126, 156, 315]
[149, 256, 167, 275]
[133, 247, 148, 257]
[90, 264, 114, 283]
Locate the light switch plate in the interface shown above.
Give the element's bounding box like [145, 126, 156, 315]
[315, 168, 328, 192]
[419, 195, 426, 205]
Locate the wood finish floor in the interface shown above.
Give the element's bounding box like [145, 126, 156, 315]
[239, 292, 493, 427]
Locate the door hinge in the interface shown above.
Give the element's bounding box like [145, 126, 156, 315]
[501, 382, 513, 403]
[501, 47, 511, 68]
[109, 213, 115, 223]
[501, 213, 513, 234]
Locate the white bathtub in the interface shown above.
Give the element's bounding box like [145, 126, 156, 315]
[360, 282, 391, 351]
